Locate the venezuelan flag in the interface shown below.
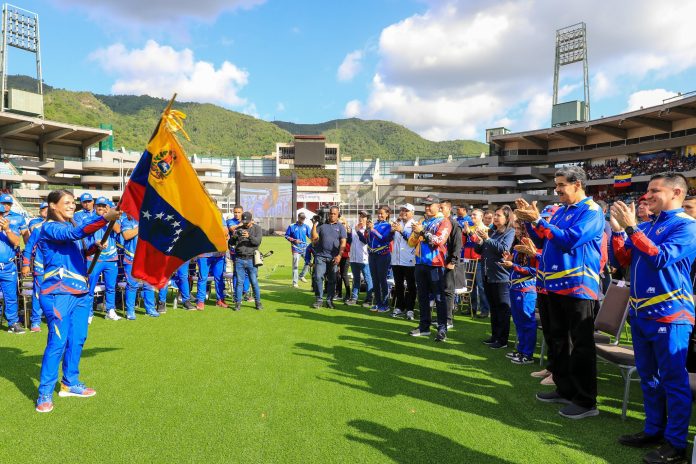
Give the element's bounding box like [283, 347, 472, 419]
[614, 173, 632, 189]
[120, 108, 227, 288]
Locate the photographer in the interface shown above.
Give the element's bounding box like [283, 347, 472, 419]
[230, 212, 263, 311]
[310, 206, 346, 309]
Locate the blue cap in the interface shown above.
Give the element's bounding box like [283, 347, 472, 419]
[107, 200, 115, 208]
[80, 193, 93, 202]
[95, 196, 108, 206]
[0, 194, 13, 204]
[39, 202, 48, 209]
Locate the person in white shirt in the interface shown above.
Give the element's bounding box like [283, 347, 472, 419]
[391, 203, 416, 320]
[346, 211, 373, 307]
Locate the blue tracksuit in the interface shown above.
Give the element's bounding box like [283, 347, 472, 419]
[120, 217, 156, 317]
[73, 208, 95, 225]
[360, 220, 393, 309]
[196, 252, 226, 303]
[22, 221, 45, 326]
[612, 208, 696, 450]
[0, 210, 25, 326]
[28, 216, 44, 232]
[86, 219, 120, 314]
[509, 251, 538, 357]
[158, 261, 191, 304]
[37, 215, 107, 398]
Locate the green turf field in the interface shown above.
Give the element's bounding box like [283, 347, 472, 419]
[0, 237, 692, 463]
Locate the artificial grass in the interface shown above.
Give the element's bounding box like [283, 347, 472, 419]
[0, 236, 693, 463]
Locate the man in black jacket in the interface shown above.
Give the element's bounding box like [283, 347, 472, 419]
[231, 212, 263, 311]
[441, 201, 462, 337]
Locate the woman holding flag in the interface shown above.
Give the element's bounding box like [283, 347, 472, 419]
[35, 189, 121, 413]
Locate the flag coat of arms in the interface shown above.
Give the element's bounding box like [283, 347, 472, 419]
[614, 173, 632, 188]
[120, 108, 227, 288]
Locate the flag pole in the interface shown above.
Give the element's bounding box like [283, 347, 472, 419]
[87, 93, 178, 275]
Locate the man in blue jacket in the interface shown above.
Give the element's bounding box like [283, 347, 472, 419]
[285, 212, 312, 288]
[611, 173, 696, 464]
[516, 165, 604, 420]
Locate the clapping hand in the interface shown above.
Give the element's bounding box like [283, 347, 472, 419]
[513, 237, 537, 257]
[514, 198, 540, 223]
[392, 221, 402, 232]
[412, 221, 423, 234]
[475, 227, 489, 240]
[0, 217, 9, 231]
[500, 251, 514, 268]
[610, 201, 637, 229]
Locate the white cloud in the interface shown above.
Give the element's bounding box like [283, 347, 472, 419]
[337, 50, 364, 82]
[344, 100, 362, 118]
[625, 89, 678, 112]
[90, 40, 250, 107]
[50, 0, 265, 22]
[346, 0, 696, 141]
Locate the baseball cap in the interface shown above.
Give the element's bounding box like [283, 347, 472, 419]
[241, 211, 252, 224]
[420, 194, 441, 205]
[540, 204, 560, 219]
[107, 200, 116, 208]
[0, 194, 13, 204]
[80, 193, 93, 202]
[358, 210, 370, 217]
[39, 202, 48, 209]
[95, 196, 108, 206]
[638, 194, 648, 204]
[400, 203, 415, 212]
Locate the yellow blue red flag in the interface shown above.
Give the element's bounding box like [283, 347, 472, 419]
[614, 173, 632, 188]
[120, 108, 227, 288]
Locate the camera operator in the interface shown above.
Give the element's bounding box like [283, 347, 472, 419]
[230, 212, 263, 311]
[310, 206, 346, 309]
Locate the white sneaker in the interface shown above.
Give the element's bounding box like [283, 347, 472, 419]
[392, 308, 404, 318]
[105, 309, 122, 321]
[292, 283, 299, 288]
[87, 315, 93, 325]
[300, 277, 307, 283]
[406, 310, 415, 321]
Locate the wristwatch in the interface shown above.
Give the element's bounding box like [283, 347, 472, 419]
[625, 226, 636, 235]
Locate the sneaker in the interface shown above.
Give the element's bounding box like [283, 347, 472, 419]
[146, 311, 160, 318]
[558, 403, 599, 420]
[370, 305, 379, 312]
[216, 300, 229, 308]
[409, 328, 430, 337]
[489, 341, 507, 349]
[156, 302, 166, 313]
[30, 324, 41, 333]
[392, 308, 404, 318]
[58, 383, 96, 398]
[535, 391, 571, 404]
[361, 301, 373, 308]
[292, 283, 299, 288]
[244, 293, 253, 302]
[376, 306, 390, 313]
[531, 369, 550, 378]
[540, 375, 556, 386]
[182, 301, 196, 311]
[618, 431, 664, 448]
[482, 338, 495, 346]
[345, 299, 357, 305]
[447, 323, 454, 330]
[642, 443, 687, 464]
[300, 276, 308, 283]
[312, 300, 322, 309]
[105, 310, 121, 321]
[35, 395, 53, 413]
[255, 302, 263, 310]
[405, 310, 415, 321]
[506, 351, 521, 360]
[196, 302, 205, 311]
[126, 313, 136, 321]
[234, 303, 241, 311]
[434, 330, 447, 342]
[87, 315, 93, 325]
[8, 322, 26, 334]
[475, 313, 490, 319]
[511, 354, 535, 365]
[326, 300, 335, 309]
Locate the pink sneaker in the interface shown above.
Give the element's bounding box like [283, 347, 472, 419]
[58, 383, 96, 398]
[216, 300, 228, 308]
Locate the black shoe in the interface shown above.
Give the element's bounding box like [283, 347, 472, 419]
[326, 300, 335, 309]
[255, 302, 263, 310]
[511, 354, 535, 365]
[312, 300, 322, 309]
[8, 322, 25, 334]
[434, 330, 447, 342]
[642, 443, 687, 464]
[475, 313, 489, 319]
[535, 391, 571, 404]
[619, 432, 664, 448]
[234, 303, 241, 311]
[488, 341, 507, 349]
[482, 338, 495, 346]
[156, 302, 166, 313]
[558, 403, 599, 419]
[505, 350, 520, 359]
[182, 300, 195, 310]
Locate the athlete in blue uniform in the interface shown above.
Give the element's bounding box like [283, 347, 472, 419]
[86, 197, 121, 322]
[0, 194, 26, 333]
[196, 214, 228, 310]
[22, 205, 47, 332]
[158, 261, 195, 310]
[35, 189, 121, 413]
[120, 216, 159, 319]
[612, 173, 696, 464]
[28, 202, 48, 232]
[73, 193, 95, 225]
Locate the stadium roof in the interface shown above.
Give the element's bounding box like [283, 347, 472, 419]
[0, 110, 111, 160]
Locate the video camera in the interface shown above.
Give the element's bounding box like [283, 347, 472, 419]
[312, 206, 331, 226]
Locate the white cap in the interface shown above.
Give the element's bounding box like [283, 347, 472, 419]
[400, 203, 415, 212]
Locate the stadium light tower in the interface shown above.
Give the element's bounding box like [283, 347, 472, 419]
[0, 3, 43, 115]
[551, 22, 589, 126]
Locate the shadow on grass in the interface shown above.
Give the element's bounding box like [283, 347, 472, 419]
[347, 419, 516, 463]
[0, 346, 120, 402]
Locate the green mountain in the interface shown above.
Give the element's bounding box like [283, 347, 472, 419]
[9, 76, 488, 159]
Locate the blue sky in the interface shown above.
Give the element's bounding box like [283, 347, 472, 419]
[10, 0, 696, 142]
